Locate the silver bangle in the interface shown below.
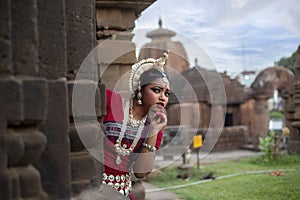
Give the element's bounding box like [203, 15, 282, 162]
[142, 143, 157, 152]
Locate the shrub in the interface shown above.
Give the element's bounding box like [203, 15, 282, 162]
[258, 130, 275, 162]
[269, 110, 284, 119]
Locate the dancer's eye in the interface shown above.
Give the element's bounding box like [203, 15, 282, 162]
[151, 87, 161, 93]
[165, 91, 171, 97]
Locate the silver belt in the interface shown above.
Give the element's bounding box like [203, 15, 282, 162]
[102, 173, 132, 196]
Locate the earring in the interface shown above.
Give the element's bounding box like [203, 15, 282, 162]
[137, 81, 142, 106]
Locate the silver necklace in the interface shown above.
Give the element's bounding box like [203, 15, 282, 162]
[114, 99, 147, 165]
[129, 98, 144, 127]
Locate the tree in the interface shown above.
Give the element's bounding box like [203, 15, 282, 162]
[276, 50, 297, 73]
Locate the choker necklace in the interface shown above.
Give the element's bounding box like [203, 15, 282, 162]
[129, 98, 145, 127]
[114, 98, 147, 165]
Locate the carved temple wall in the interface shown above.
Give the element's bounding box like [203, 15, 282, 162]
[0, 1, 154, 199]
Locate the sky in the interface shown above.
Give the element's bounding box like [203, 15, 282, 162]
[133, 0, 300, 77]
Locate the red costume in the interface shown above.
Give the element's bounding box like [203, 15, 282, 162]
[102, 89, 163, 199]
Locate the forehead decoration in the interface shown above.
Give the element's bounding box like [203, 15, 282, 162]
[129, 53, 168, 95]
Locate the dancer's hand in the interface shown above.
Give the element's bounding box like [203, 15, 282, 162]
[148, 104, 168, 135]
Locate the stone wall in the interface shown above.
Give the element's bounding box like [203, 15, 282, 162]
[1, 0, 51, 199]
[288, 45, 300, 154]
[0, 1, 156, 199]
[211, 126, 248, 152]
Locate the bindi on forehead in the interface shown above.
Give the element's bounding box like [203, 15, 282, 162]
[162, 84, 169, 90]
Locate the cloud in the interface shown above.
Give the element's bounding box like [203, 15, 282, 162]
[133, 0, 300, 76]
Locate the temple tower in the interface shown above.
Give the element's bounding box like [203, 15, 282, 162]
[138, 19, 190, 78]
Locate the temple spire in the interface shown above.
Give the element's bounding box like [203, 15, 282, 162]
[159, 18, 162, 28]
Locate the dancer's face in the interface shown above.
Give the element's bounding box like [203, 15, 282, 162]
[141, 78, 170, 110]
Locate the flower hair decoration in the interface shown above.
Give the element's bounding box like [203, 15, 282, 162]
[129, 52, 168, 95]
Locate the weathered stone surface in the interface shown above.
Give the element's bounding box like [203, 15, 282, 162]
[8, 168, 21, 199]
[0, 170, 11, 200]
[36, 79, 70, 200]
[69, 123, 85, 152]
[68, 80, 100, 118]
[66, 0, 96, 73]
[96, 8, 135, 30]
[0, 112, 7, 169]
[252, 96, 269, 148]
[71, 152, 95, 181]
[0, 77, 47, 124]
[7, 129, 25, 166]
[22, 77, 48, 123]
[11, 0, 38, 75]
[0, 2, 158, 200]
[17, 129, 47, 166]
[100, 63, 131, 90]
[0, 0, 12, 73]
[0, 118, 11, 200]
[18, 165, 47, 199]
[213, 126, 247, 151]
[98, 83, 106, 116]
[0, 77, 23, 124]
[38, 0, 67, 78]
[97, 40, 136, 65]
[287, 45, 300, 154]
[70, 121, 103, 152]
[71, 180, 91, 195]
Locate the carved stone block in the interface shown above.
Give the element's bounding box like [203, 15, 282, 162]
[68, 80, 101, 118]
[37, 0, 67, 78]
[22, 77, 48, 123]
[18, 165, 47, 199]
[0, 77, 23, 124]
[11, 0, 38, 75]
[66, 0, 96, 73]
[36, 79, 70, 200]
[0, 0, 12, 74]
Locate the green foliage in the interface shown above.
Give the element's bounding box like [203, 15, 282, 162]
[258, 130, 275, 162]
[269, 110, 284, 119]
[277, 50, 297, 73]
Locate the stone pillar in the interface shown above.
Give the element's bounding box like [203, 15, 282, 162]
[210, 104, 225, 128]
[95, 2, 137, 90]
[67, 0, 96, 76]
[0, 115, 10, 199]
[95, 2, 155, 199]
[38, 0, 67, 79]
[31, 1, 72, 199]
[207, 104, 225, 151]
[289, 45, 300, 154]
[0, 78, 48, 200]
[11, 0, 38, 75]
[0, 0, 50, 199]
[36, 80, 70, 200]
[66, 0, 104, 195]
[252, 95, 269, 149]
[98, 32, 136, 90]
[0, 0, 12, 74]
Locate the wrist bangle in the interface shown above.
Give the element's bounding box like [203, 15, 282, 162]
[142, 143, 157, 152]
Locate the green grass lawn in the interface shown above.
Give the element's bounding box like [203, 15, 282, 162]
[148, 154, 300, 200]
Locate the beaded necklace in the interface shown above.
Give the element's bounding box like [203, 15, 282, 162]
[114, 98, 147, 165]
[129, 98, 144, 127]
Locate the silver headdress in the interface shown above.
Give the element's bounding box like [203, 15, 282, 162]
[129, 52, 168, 95]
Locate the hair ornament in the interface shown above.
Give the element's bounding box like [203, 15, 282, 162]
[129, 52, 168, 94]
